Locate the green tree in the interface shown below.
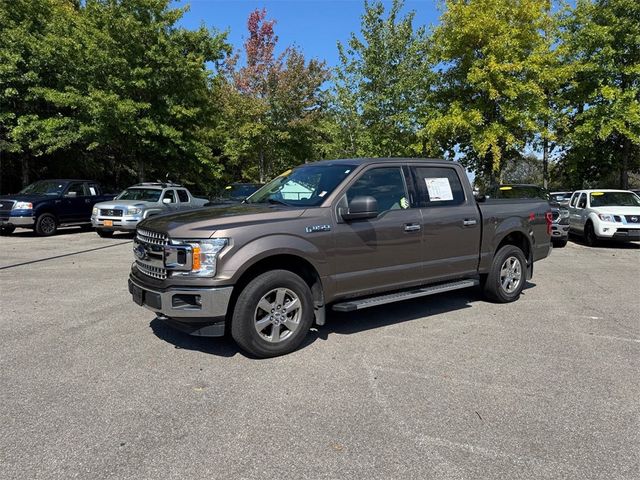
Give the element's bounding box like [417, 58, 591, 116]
[424, 0, 559, 182]
[333, 0, 431, 157]
[560, 0, 640, 189]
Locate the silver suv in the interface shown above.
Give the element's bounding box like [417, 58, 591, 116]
[91, 182, 208, 237]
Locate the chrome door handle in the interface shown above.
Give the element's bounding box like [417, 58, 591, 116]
[463, 219, 477, 226]
[404, 223, 421, 232]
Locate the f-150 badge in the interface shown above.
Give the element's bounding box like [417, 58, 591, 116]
[305, 224, 331, 233]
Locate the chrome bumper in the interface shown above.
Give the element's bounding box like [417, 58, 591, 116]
[551, 223, 570, 237]
[92, 215, 140, 230]
[128, 275, 233, 320]
[0, 216, 35, 227]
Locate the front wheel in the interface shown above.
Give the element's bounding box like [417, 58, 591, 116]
[35, 213, 57, 236]
[584, 222, 599, 247]
[231, 270, 314, 358]
[96, 229, 114, 238]
[552, 238, 568, 248]
[483, 245, 527, 303]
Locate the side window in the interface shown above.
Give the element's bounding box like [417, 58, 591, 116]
[569, 193, 579, 207]
[346, 167, 408, 213]
[577, 193, 586, 209]
[87, 183, 100, 196]
[162, 189, 176, 203]
[413, 166, 465, 206]
[176, 189, 190, 203]
[66, 182, 86, 197]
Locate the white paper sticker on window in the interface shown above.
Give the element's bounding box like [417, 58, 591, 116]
[425, 177, 453, 201]
[89, 187, 96, 195]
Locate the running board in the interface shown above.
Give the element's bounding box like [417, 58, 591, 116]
[332, 279, 480, 312]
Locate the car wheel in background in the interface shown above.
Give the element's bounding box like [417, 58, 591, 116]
[96, 228, 114, 238]
[231, 270, 314, 358]
[584, 222, 599, 247]
[0, 225, 16, 236]
[35, 213, 58, 236]
[483, 245, 527, 303]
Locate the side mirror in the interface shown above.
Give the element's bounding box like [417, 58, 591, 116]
[162, 198, 172, 204]
[342, 196, 378, 221]
[65, 191, 77, 198]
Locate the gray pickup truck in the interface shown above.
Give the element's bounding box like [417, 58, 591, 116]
[91, 182, 208, 237]
[128, 158, 552, 357]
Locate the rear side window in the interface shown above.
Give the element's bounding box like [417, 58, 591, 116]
[413, 167, 465, 207]
[177, 189, 189, 202]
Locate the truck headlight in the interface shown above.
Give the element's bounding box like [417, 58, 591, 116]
[13, 201, 33, 210]
[172, 238, 228, 277]
[598, 214, 615, 222]
[92, 207, 98, 216]
[127, 207, 142, 215]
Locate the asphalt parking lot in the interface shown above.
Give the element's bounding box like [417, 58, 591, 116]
[1, 229, 639, 480]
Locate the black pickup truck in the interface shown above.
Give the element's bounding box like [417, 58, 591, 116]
[0, 179, 114, 236]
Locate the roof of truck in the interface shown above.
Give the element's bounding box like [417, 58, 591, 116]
[308, 157, 446, 166]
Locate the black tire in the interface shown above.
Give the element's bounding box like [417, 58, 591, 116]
[96, 228, 114, 238]
[552, 238, 568, 248]
[0, 225, 15, 236]
[584, 221, 599, 247]
[483, 245, 527, 303]
[231, 270, 314, 358]
[79, 224, 93, 231]
[35, 213, 57, 236]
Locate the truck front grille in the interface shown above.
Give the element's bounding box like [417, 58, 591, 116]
[137, 228, 168, 246]
[100, 208, 123, 217]
[0, 200, 15, 216]
[625, 215, 640, 224]
[135, 262, 167, 280]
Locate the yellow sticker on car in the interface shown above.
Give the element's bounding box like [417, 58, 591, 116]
[499, 186, 513, 190]
[591, 192, 604, 196]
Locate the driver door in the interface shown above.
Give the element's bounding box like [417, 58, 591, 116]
[331, 166, 424, 298]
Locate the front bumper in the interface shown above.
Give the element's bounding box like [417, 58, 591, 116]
[0, 215, 36, 228]
[551, 223, 570, 238]
[595, 222, 640, 240]
[92, 215, 141, 231]
[128, 274, 233, 337]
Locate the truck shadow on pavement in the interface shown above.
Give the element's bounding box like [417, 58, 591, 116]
[148, 282, 536, 358]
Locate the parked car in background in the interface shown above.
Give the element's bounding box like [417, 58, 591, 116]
[550, 191, 573, 206]
[486, 184, 569, 248]
[128, 158, 552, 358]
[91, 182, 208, 238]
[0, 179, 114, 236]
[206, 183, 263, 206]
[630, 189, 640, 197]
[568, 189, 640, 246]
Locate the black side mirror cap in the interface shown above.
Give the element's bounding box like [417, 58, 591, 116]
[341, 195, 378, 221]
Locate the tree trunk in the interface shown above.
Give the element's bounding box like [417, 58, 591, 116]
[21, 157, 29, 187]
[259, 149, 265, 183]
[542, 120, 549, 190]
[137, 158, 145, 182]
[620, 137, 630, 189]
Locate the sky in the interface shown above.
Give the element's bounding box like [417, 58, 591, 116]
[175, 0, 441, 67]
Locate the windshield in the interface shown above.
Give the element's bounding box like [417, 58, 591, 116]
[590, 192, 640, 207]
[20, 180, 66, 195]
[117, 188, 162, 202]
[246, 164, 355, 206]
[225, 184, 262, 199]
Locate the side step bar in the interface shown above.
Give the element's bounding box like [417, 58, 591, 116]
[332, 279, 480, 312]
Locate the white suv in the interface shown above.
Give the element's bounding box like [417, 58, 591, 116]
[568, 189, 640, 246]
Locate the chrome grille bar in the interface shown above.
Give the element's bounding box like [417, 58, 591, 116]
[136, 228, 168, 246]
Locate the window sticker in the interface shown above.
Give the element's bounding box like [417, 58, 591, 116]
[425, 177, 453, 201]
[89, 187, 96, 195]
[318, 191, 327, 197]
[400, 197, 409, 209]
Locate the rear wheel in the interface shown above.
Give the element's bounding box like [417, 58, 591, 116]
[0, 225, 15, 236]
[552, 238, 568, 248]
[584, 222, 599, 247]
[483, 245, 527, 303]
[35, 213, 57, 236]
[96, 228, 114, 238]
[231, 270, 314, 358]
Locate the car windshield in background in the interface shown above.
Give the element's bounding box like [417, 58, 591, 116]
[226, 184, 261, 199]
[590, 192, 640, 207]
[492, 185, 548, 200]
[19, 180, 66, 195]
[246, 164, 356, 206]
[117, 188, 162, 202]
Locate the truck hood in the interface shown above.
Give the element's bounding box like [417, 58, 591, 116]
[137, 203, 305, 238]
[591, 206, 640, 215]
[0, 194, 58, 204]
[94, 199, 150, 210]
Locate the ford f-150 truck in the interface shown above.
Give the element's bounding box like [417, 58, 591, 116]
[0, 179, 114, 236]
[91, 182, 208, 237]
[128, 158, 552, 357]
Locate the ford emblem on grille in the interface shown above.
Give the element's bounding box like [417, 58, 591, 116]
[133, 244, 148, 261]
[632, 216, 638, 222]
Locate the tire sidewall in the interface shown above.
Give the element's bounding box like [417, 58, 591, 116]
[36, 213, 57, 236]
[231, 270, 314, 358]
[485, 245, 527, 303]
[584, 222, 598, 247]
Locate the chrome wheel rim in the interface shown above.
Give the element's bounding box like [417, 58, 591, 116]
[41, 216, 56, 234]
[254, 288, 302, 343]
[500, 256, 522, 294]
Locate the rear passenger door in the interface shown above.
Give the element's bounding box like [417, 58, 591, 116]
[411, 166, 481, 282]
[176, 189, 191, 210]
[332, 166, 424, 297]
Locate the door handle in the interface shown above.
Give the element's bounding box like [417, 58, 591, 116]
[404, 223, 421, 232]
[463, 219, 477, 227]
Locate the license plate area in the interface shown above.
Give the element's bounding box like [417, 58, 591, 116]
[104, 220, 113, 227]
